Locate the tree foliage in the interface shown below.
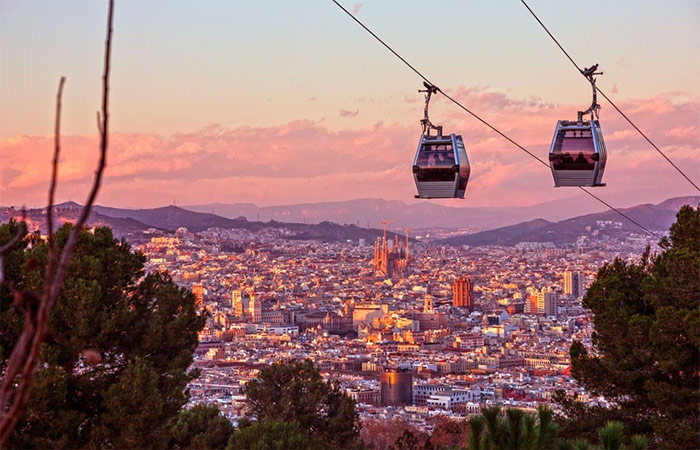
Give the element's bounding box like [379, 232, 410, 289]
[0, 223, 212, 448]
[227, 420, 317, 450]
[390, 428, 433, 450]
[361, 417, 417, 450]
[467, 406, 557, 450]
[428, 415, 469, 449]
[169, 404, 234, 449]
[598, 422, 624, 450]
[564, 206, 700, 448]
[243, 358, 360, 449]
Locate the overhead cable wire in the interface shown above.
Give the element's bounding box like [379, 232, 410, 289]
[520, 0, 700, 193]
[330, 0, 660, 238]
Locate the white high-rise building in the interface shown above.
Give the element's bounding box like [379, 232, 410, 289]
[563, 271, 583, 298]
[535, 287, 557, 317]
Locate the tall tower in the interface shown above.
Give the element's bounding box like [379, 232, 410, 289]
[453, 277, 474, 311]
[404, 229, 411, 262]
[249, 294, 262, 323]
[232, 290, 242, 309]
[563, 271, 583, 297]
[536, 287, 557, 316]
[424, 293, 434, 313]
[544, 290, 558, 317]
[233, 290, 250, 318]
[373, 238, 381, 272]
[524, 287, 538, 314]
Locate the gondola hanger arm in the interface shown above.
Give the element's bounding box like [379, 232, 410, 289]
[578, 63, 603, 122]
[419, 82, 443, 136]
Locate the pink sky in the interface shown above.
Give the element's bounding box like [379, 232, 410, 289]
[1, 1, 698, 208]
[2, 86, 698, 208]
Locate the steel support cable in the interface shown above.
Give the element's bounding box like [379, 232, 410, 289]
[520, 0, 700, 193]
[330, 0, 660, 238]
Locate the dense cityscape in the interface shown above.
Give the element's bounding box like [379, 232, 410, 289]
[2, 0, 698, 447]
[136, 219, 656, 432]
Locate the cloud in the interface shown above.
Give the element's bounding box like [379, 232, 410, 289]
[610, 83, 619, 94]
[1, 88, 697, 208]
[352, 2, 362, 15]
[339, 109, 359, 118]
[665, 126, 697, 139]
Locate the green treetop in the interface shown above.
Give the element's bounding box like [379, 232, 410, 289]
[563, 205, 699, 448]
[0, 223, 218, 448]
[241, 358, 361, 449]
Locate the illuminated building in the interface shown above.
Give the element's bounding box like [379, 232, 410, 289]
[452, 277, 474, 310]
[380, 368, 413, 406]
[191, 284, 204, 307]
[372, 230, 409, 280]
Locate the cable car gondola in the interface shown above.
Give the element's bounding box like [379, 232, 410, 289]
[549, 64, 607, 187]
[413, 82, 470, 199]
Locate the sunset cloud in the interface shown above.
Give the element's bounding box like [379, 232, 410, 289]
[1, 88, 698, 209]
[339, 109, 359, 118]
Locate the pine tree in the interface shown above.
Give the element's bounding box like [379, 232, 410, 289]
[0, 223, 213, 448]
[564, 206, 700, 448]
[243, 358, 360, 448]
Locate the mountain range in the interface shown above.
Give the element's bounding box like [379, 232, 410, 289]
[1, 196, 696, 247]
[0, 202, 403, 244]
[438, 196, 699, 246]
[182, 197, 606, 233]
[181, 189, 693, 233]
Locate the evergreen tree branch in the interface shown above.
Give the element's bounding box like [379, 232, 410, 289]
[0, 207, 26, 285]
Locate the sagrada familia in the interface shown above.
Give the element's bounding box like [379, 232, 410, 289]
[373, 231, 409, 280]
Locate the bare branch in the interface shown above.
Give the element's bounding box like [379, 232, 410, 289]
[45, 77, 66, 291]
[47, 77, 66, 242]
[0, 1, 114, 444]
[48, 0, 112, 308]
[96, 111, 103, 135]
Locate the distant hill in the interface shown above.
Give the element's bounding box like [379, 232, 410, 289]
[183, 194, 698, 233]
[12, 203, 402, 243]
[0, 202, 158, 241]
[92, 204, 250, 232]
[3, 196, 696, 246]
[438, 196, 699, 247]
[438, 218, 554, 247]
[182, 196, 612, 233]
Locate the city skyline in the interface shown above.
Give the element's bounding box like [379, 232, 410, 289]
[1, 2, 697, 446]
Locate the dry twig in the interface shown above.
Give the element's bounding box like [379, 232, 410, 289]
[0, 1, 114, 444]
